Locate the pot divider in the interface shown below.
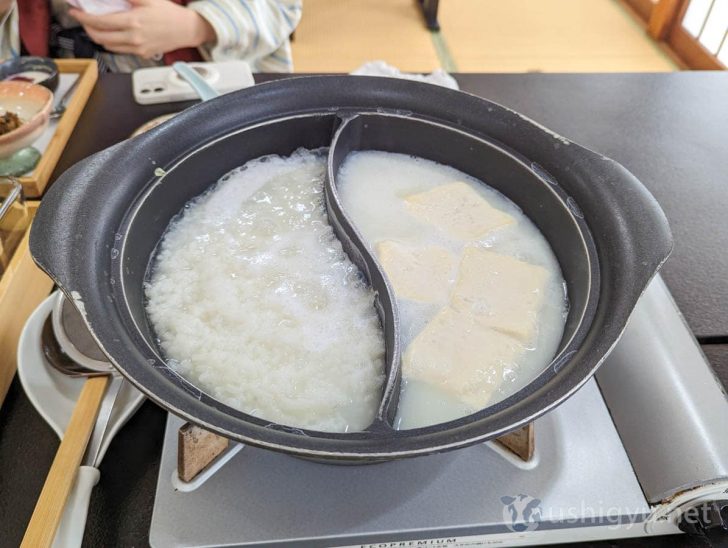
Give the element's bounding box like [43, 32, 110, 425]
[325, 114, 401, 431]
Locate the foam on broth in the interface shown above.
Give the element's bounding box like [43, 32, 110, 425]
[145, 149, 386, 433]
[337, 151, 568, 429]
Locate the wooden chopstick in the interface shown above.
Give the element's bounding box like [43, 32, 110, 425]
[21, 375, 110, 548]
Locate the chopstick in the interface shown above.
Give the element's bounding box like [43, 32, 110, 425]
[21, 375, 110, 548]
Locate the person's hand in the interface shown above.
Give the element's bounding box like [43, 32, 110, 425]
[70, 0, 215, 59]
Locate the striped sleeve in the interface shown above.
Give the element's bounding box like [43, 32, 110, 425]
[0, 6, 20, 62]
[187, 0, 302, 73]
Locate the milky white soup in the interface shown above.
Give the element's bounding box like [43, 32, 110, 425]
[145, 150, 385, 433]
[337, 151, 568, 429]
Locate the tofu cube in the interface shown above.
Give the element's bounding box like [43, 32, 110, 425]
[375, 240, 456, 304]
[402, 306, 525, 409]
[451, 247, 549, 342]
[404, 182, 514, 241]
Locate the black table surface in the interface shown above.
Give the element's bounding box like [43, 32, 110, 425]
[1, 72, 727, 548]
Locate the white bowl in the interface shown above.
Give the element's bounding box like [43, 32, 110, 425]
[0, 81, 53, 159]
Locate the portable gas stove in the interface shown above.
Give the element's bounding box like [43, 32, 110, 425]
[149, 276, 728, 547]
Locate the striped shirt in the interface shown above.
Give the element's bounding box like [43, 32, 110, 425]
[0, 0, 301, 73]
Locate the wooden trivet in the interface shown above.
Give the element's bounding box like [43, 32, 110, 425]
[178, 423, 230, 482]
[495, 423, 535, 461]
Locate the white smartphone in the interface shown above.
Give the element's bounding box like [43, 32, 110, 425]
[132, 60, 255, 105]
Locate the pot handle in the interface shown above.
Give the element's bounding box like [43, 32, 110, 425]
[567, 145, 673, 307]
[29, 156, 93, 289]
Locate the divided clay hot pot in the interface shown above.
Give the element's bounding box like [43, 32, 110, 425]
[30, 76, 671, 462]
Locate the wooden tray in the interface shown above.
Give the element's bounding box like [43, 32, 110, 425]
[18, 60, 98, 198]
[0, 201, 54, 406]
[0, 179, 28, 272]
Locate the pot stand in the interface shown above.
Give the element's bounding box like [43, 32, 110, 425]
[177, 424, 230, 483]
[175, 423, 536, 484]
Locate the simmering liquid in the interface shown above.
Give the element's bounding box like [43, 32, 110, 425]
[337, 151, 568, 429]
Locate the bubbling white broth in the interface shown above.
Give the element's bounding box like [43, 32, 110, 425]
[145, 149, 386, 433]
[337, 151, 568, 429]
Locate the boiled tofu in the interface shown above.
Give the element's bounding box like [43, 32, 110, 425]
[451, 247, 549, 342]
[402, 306, 524, 409]
[375, 240, 456, 304]
[404, 182, 514, 240]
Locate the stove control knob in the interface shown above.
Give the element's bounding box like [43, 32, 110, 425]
[678, 500, 728, 540]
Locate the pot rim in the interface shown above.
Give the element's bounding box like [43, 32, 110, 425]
[115, 110, 598, 453]
[30, 75, 672, 460]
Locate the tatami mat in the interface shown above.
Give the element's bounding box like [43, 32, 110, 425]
[291, 0, 441, 73]
[438, 0, 676, 72]
[291, 0, 677, 73]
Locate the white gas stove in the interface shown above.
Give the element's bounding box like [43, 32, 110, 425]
[149, 276, 728, 547]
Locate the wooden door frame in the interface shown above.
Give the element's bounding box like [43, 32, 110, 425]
[620, 0, 726, 69]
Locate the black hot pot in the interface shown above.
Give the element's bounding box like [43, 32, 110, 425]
[30, 76, 672, 462]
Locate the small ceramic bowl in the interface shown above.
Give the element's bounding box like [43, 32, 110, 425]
[0, 81, 54, 159]
[0, 57, 59, 92]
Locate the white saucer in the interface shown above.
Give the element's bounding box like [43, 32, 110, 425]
[17, 292, 145, 459]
